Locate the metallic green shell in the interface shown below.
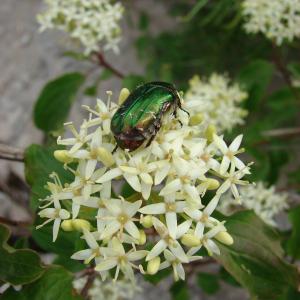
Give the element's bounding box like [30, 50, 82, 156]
[111, 82, 177, 135]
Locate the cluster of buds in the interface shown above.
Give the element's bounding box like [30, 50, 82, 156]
[184, 74, 248, 133]
[242, 0, 300, 45]
[37, 88, 251, 282]
[37, 0, 124, 54]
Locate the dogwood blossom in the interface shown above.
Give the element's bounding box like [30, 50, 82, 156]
[37, 0, 124, 54]
[218, 182, 288, 226]
[184, 74, 248, 132]
[37, 87, 250, 283]
[242, 0, 300, 45]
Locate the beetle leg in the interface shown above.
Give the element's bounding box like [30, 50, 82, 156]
[112, 144, 118, 154]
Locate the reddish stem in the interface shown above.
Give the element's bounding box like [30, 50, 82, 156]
[96, 52, 124, 79]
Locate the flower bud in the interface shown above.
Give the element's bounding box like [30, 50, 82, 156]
[181, 234, 201, 247]
[206, 178, 220, 190]
[147, 257, 161, 275]
[54, 150, 73, 164]
[97, 147, 114, 167]
[140, 215, 153, 228]
[138, 230, 146, 245]
[61, 220, 74, 231]
[215, 231, 234, 245]
[118, 88, 130, 105]
[189, 113, 204, 126]
[205, 124, 216, 142]
[72, 219, 91, 232]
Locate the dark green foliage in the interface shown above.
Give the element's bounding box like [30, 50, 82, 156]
[24, 144, 73, 211]
[0, 224, 44, 285]
[286, 206, 300, 260]
[34, 73, 85, 133]
[196, 272, 220, 295]
[1, 266, 82, 300]
[170, 280, 190, 300]
[215, 211, 299, 300]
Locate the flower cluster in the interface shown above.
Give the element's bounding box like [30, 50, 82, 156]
[218, 182, 289, 227]
[37, 0, 124, 54]
[184, 74, 248, 133]
[242, 0, 300, 45]
[73, 275, 141, 300]
[37, 88, 251, 283]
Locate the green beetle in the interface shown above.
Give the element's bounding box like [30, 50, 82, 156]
[111, 81, 188, 152]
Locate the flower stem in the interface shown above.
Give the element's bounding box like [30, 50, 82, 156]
[80, 268, 96, 299]
[96, 52, 125, 79]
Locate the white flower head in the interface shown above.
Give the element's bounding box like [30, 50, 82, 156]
[184, 74, 248, 133]
[37, 87, 250, 283]
[242, 0, 300, 45]
[37, 0, 124, 54]
[218, 182, 289, 226]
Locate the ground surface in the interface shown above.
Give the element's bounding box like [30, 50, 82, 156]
[0, 1, 247, 299]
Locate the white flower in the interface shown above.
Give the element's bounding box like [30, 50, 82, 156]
[184, 195, 221, 234]
[159, 249, 201, 281]
[95, 237, 147, 282]
[37, 199, 70, 242]
[57, 121, 92, 155]
[146, 217, 191, 263]
[218, 182, 289, 226]
[139, 196, 186, 239]
[187, 222, 226, 256]
[37, 0, 124, 54]
[184, 74, 248, 132]
[98, 150, 157, 200]
[213, 134, 245, 174]
[242, 0, 300, 45]
[98, 197, 142, 240]
[71, 229, 105, 265]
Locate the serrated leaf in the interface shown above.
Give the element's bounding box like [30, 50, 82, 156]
[215, 211, 299, 300]
[286, 206, 300, 260]
[34, 73, 85, 132]
[197, 272, 220, 295]
[24, 144, 73, 210]
[2, 265, 82, 300]
[237, 60, 274, 111]
[0, 224, 44, 285]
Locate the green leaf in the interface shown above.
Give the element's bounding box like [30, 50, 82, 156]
[237, 60, 274, 110]
[31, 224, 85, 257]
[0, 224, 44, 285]
[122, 75, 145, 90]
[2, 265, 82, 300]
[197, 272, 220, 295]
[84, 85, 97, 97]
[286, 206, 300, 260]
[170, 280, 190, 300]
[215, 211, 299, 300]
[34, 73, 85, 132]
[24, 144, 73, 210]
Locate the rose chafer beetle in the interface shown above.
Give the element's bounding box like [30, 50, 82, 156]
[111, 81, 188, 152]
